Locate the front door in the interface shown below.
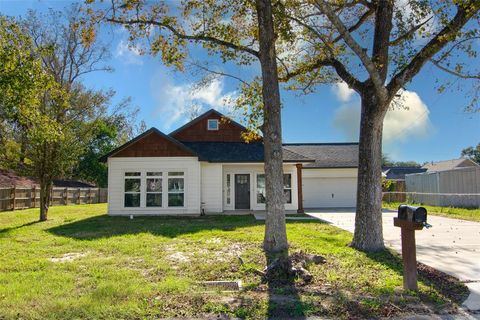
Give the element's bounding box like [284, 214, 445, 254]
[235, 174, 250, 209]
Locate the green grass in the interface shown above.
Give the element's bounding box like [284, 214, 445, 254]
[383, 201, 480, 222]
[0, 204, 465, 319]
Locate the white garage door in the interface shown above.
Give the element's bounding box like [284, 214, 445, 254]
[303, 177, 357, 208]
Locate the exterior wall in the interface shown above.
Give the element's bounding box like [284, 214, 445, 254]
[222, 164, 298, 211]
[302, 168, 358, 208]
[200, 163, 223, 213]
[107, 157, 201, 215]
[171, 112, 248, 143]
[406, 166, 480, 208]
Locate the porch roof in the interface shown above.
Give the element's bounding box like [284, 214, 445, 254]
[182, 142, 314, 163]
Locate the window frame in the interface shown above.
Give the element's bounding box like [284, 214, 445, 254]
[146, 172, 163, 207]
[124, 171, 141, 207]
[255, 173, 292, 204]
[167, 171, 185, 208]
[207, 119, 219, 131]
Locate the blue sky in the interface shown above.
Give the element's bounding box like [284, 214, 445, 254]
[1, 0, 479, 163]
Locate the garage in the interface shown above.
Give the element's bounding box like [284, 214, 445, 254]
[303, 176, 357, 208]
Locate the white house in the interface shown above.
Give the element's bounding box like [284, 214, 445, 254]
[102, 109, 359, 216]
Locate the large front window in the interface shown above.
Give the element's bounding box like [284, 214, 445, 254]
[256, 173, 292, 204]
[146, 172, 162, 207]
[124, 172, 141, 207]
[168, 172, 185, 207]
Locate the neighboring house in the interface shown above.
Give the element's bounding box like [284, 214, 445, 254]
[102, 109, 359, 216]
[382, 167, 427, 180]
[423, 158, 479, 172]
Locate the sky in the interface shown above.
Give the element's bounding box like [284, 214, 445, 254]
[1, 0, 479, 164]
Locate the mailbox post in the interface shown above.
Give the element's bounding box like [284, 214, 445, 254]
[394, 205, 430, 291]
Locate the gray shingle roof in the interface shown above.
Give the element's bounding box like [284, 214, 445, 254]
[282, 143, 359, 168]
[182, 142, 313, 163]
[382, 167, 426, 180]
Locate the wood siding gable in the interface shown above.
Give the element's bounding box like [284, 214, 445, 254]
[170, 109, 251, 143]
[105, 128, 196, 159]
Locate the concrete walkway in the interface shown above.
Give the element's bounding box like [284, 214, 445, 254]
[306, 209, 480, 312]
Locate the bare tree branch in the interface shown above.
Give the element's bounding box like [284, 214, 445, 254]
[389, 17, 432, 46]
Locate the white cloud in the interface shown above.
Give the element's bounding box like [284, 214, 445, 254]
[150, 72, 237, 130]
[115, 40, 144, 65]
[332, 81, 356, 102]
[333, 90, 433, 145]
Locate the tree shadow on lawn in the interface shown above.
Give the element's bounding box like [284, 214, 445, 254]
[47, 214, 325, 240]
[0, 220, 42, 237]
[366, 249, 470, 305]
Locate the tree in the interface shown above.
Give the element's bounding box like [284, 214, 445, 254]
[86, 0, 291, 255]
[280, 0, 480, 251]
[0, 7, 114, 222]
[461, 143, 480, 164]
[74, 105, 142, 187]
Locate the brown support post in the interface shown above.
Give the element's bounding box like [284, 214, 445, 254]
[296, 163, 304, 213]
[64, 187, 68, 205]
[394, 218, 423, 291]
[78, 188, 81, 204]
[11, 186, 16, 211]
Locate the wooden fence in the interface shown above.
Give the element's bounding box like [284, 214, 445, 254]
[0, 187, 108, 211]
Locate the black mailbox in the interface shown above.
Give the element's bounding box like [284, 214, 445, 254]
[398, 205, 427, 224]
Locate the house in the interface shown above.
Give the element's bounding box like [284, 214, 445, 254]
[102, 109, 359, 216]
[423, 158, 479, 172]
[382, 167, 427, 180]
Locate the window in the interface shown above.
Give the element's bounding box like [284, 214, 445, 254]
[226, 174, 231, 205]
[256, 174, 266, 204]
[146, 172, 162, 207]
[283, 174, 292, 204]
[168, 171, 184, 207]
[207, 119, 219, 130]
[124, 172, 141, 207]
[256, 173, 292, 204]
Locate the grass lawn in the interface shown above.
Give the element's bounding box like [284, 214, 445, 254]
[383, 201, 480, 222]
[0, 204, 468, 319]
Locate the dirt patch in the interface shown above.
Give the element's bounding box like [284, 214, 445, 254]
[49, 252, 87, 263]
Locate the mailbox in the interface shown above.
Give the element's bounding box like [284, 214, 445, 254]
[398, 204, 427, 224]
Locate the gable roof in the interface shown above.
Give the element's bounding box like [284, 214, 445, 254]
[382, 167, 427, 180]
[182, 142, 314, 163]
[169, 109, 249, 139]
[283, 143, 359, 168]
[422, 158, 479, 172]
[99, 128, 197, 162]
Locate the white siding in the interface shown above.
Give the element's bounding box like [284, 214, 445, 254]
[107, 157, 201, 215]
[302, 168, 357, 208]
[200, 163, 223, 213]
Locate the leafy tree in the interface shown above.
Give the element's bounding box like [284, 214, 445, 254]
[281, 0, 480, 251]
[86, 0, 292, 257]
[382, 154, 421, 168]
[461, 143, 480, 164]
[74, 105, 142, 187]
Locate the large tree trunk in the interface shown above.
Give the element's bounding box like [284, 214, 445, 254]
[351, 92, 387, 252]
[39, 178, 52, 221]
[256, 0, 288, 254]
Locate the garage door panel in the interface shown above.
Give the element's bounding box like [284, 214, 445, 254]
[303, 177, 357, 208]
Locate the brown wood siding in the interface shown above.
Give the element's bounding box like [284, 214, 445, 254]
[111, 131, 194, 157]
[172, 113, 246, 142]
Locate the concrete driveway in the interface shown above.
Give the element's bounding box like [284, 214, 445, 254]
[306, 208, 480, 312]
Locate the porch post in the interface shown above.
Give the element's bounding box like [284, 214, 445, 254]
[296, 163, 304, 213]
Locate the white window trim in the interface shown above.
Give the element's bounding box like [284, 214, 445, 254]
[255, 173, 292, 205]
[207, 119, 219, 131]
[124, 172, 142, 208]
[146, 173, 163, 208]
[122, 170, 187, 209]
[167, 172, 186, 208]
